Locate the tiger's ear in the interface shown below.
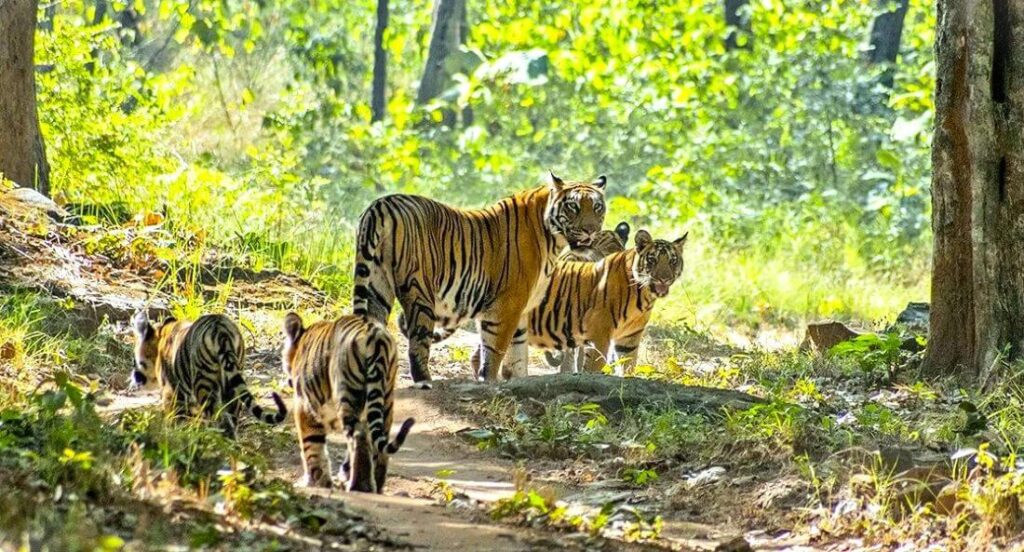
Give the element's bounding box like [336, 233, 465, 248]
[634, 229, 653, 251]
[593, 175, 607, 189]
[614, 221, 630, 246]
[283, 312, 305, 344]
[548, 171, 565, 191]
[673, 232, 689, 254]
[132, 311, 153, 340]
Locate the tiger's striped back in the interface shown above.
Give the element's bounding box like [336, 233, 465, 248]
[131, 313, 286, 437]
[352, 173, 609, 384]
[282, 312, 414, 493]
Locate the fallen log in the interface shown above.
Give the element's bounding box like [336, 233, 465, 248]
[438, 373, 764, 419]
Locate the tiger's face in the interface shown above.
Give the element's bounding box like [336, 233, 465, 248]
[130, 311, 174, 389]
[545, 172, 608, 250]
[631, 230, 688, 298]
[565, 221, 630, 262]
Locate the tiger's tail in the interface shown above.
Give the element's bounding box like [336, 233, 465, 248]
[364, 324, 415, 455]
[221, 344, 287, 425]
[352, 201, 397, 324]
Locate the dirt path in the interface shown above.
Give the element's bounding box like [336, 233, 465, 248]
[296, 388, 548, 551]
[102, 328, 752, 551]
[285, 383, 685, 551]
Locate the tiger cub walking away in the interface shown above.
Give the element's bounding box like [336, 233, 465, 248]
[353, 172, 608, 386]
[492, 230, 687, 376]
[131, 312, 287, 437]
[543, 221, 631, 372]
[282, 312, 414, 493]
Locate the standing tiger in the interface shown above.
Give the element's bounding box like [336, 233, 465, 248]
[281, 312, 414, 493]
[472, 230, 688, 376]
[131, 312, 287, 437]
[544, 221, 631, 372]
[352, 172, 608, 386]
[411, 222, 631, 374]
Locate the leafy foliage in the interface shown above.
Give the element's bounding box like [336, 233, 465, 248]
[35, 0, 934, 323]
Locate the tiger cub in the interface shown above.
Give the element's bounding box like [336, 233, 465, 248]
[543, 222, 630, 372]
[282, 312, 414, 493]
[131, 312, 287, 437]
[353, 172, 608, 385]
[475, 230, 687, 377]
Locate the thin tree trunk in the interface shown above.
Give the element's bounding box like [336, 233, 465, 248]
[865, 0, 909, 90]
[417, 0, 467, 126]
[724, 0, 751, 51]
[923, 0, 1024, 384]
[371, 0, 389, 123]
[458, 2, 473, 126]
[0, 0, 51, 195]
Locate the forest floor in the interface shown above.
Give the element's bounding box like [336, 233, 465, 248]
[2, 189, 1020, 551]
[96, 328, 788, 552]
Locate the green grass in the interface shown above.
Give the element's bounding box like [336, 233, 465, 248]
[0, 289, 364, 550]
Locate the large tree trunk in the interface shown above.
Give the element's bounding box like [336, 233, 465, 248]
[923, 0, 1024, 385]
[417, 0, 467, 126]
[865, 0, 910, 90]
[371, 0, 389, 123]
[724, 0, 751, 51]
[0, 0, 51, 195]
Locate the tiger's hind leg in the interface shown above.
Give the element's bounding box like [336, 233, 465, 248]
[561, 347, 579, 373]
[470, 345, 481, 379]
[580, 346, 607, 373]
[296, 407, 332, 488]
[581, 335, 612, 374]
[218, 405, 239, 439]
[399, 296, 437, 389]
[612, 331, 645, 376]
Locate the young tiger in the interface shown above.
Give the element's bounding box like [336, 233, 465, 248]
[473, 230, 687, 376]
[282, 312, 414, 493]
[131, 312, 287, 437]
[543, 222, 631, 372]
[353, 172, 608, 385]
[560, 221, 631, 263]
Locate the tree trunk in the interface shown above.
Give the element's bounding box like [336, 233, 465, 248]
[417, 0, 467, 126]
[371, 0, 389, 123]
[724, 0, 751, 51]
[0, 0, 50, 195]
[923, 0, 1024, 385]
[865, 0, 910, 90]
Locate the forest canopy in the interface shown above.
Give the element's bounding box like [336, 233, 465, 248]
[36, 0, 934, 327]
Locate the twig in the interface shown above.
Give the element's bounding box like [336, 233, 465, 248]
[212, 55, 239, 141]
[826, 114, 839, 190]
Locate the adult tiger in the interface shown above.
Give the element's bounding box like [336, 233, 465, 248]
[352, 172, 608, 386]
[131, 312, 287, 437]
[471, 230, 688, 377]
[281, 312, 414, 493]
